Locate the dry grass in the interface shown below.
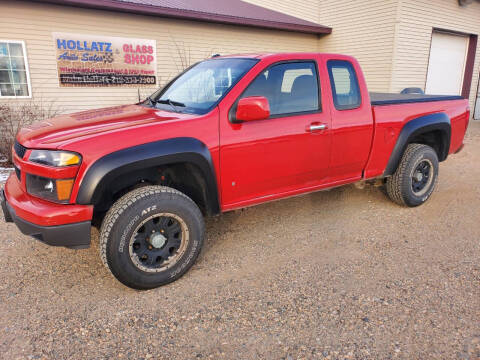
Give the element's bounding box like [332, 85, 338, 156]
[0, 100, 60, 165]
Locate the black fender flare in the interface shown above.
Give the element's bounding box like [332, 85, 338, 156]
[383, 112, 451, 176]
[76, 137, 220, 215]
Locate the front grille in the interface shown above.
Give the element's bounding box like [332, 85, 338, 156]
[14, 166, 21, 181]
[14, 140, 27, 159]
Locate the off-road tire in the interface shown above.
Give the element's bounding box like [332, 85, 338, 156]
[99, 186, 204, 290]
[386, 143, 439, 207]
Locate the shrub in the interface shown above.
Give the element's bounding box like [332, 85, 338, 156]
[0, 101, 60, 165]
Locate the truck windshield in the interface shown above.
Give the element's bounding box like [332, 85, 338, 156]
[149, 58, 258, 115]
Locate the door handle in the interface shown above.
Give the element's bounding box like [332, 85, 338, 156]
[309, 124, 327, 131]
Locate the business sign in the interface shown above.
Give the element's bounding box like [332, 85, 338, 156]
[52, 32, 157, 87]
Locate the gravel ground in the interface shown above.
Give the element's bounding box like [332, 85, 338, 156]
[1, 123, 479, 360]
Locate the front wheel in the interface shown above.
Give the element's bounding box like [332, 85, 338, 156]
[386, 143, 439, 207]
[99, 186, 204, 290]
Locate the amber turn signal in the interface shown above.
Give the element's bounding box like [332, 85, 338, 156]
[56, 179, 74, 201]
[59, 153, 81, 166]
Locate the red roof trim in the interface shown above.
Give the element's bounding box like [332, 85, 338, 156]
[32, 0, 332, 35]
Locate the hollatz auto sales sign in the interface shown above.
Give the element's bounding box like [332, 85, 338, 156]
[52, 32, 157, 87]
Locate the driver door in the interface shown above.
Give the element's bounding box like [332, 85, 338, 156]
[219, 59, 332, 209]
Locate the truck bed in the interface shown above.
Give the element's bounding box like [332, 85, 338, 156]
[370, 92, 464, 106]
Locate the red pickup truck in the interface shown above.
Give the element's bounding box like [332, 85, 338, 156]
[1, 53, 469, 289]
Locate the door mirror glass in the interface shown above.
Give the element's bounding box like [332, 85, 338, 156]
[236, 96, 270, 122]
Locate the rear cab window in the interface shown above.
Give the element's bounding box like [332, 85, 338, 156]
[327, 60, 361, 110]
[240, 61, 320, 116]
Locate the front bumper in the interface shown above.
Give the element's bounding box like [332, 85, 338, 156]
[1, 175, 93, 249]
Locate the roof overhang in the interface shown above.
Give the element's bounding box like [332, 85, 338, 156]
[30, 0, 332, 35]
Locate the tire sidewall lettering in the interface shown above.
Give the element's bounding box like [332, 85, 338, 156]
[142, 205, 157, 215]
[169, 238, 198, 278]
[118, 214, 139, 253]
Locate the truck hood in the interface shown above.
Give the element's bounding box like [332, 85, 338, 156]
[17, 104, 197, 149]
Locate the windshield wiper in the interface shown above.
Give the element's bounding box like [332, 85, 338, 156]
[157, 98, 186, 113]
[146, 96, 157, 107]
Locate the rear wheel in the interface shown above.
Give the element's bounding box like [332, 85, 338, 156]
[386, 143, 439, 207]
[99, 186, 204, 290]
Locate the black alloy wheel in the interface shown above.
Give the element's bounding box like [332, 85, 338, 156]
[130, 214, 187, 272]
[411, 159, 434, 196]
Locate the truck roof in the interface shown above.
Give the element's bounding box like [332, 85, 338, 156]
[213, 52, 347, 59]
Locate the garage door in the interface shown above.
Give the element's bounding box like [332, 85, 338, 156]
[425, 31, 469, 95]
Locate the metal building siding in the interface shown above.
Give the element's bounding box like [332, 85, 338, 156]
[390, 0, 480, 112]
[316, 0, 399, 93]
[244, 0, 320, 24]
[3, 0, 480, 115]
[0, 1, 319, 113]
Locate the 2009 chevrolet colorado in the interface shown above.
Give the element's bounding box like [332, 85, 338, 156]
[1, 53, 469, 289]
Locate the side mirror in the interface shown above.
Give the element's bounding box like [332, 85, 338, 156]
[235, 96, 270, 122]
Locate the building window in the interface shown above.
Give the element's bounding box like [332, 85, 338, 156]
[327, 60, 361, 110]
[0, 40, 31, 98]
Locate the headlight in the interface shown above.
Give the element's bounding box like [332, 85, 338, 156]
[29, 150, 81, 167]
[26, 174, 74, 203]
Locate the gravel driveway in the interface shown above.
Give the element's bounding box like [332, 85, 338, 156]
[1, 123, 479, 360]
